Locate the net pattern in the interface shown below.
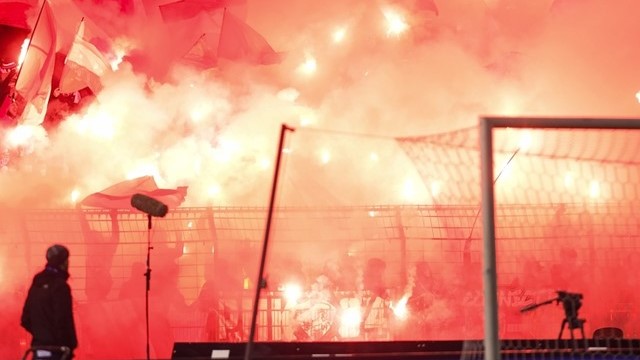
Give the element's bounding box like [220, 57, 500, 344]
[397, 127, 640, 204]
[1, 126, 639, 359]
[1, 203, 638, 343]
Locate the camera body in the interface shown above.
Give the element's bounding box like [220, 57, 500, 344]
[556, 291, 584, 329]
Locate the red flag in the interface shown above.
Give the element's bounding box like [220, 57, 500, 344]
[15, 0, 57, 124]
[415, 0, 439, 16]
[158, 0, 223, 22]
[58, 19, 111, 94]
[217, 9, 280, 65]
[157, 0, 246, 23]
[182, 33, 217, 68]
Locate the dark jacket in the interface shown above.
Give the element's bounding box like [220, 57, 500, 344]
[21, 266, 78, 351]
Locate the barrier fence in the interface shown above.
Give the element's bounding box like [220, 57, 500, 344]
[1, 203, 638, 347]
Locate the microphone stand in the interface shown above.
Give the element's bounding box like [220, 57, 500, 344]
[145, 214, 153, 360]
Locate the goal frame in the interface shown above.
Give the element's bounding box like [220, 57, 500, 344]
[479, 116, 640, 360]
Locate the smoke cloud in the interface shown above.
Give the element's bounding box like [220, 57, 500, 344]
[0, 0, 638, 208]
[2, 0, 640, 357]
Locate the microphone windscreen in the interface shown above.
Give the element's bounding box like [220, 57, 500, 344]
[130, 193, 168, 217]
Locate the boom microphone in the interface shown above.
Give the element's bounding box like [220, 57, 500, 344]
[130, 193, 168, 217]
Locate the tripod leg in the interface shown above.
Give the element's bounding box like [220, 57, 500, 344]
[558, 319, 567, 340]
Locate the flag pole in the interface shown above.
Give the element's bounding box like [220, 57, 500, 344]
[64, 18, 85, 65]
[215, 7, 227, 63]
[182, 33, 206, 59]
[14, 0, 48, 89]
[244, 123, 295, 360]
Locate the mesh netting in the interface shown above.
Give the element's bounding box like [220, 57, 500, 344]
[398, 127, 640, 204]
[2, 125, 639, 359]
[467, 125, 640, 360]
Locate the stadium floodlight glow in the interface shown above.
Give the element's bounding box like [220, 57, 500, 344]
[479, 116, 640, 360]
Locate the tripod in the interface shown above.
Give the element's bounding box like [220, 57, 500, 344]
[520, 290, 586, 341]
[556, 291, 586, 341]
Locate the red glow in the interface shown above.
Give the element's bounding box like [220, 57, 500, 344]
[1, 0, 640, 359]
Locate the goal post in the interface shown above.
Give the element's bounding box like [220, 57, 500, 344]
[479, 116, 640, 360]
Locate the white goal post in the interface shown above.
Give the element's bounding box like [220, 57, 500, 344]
[479, 116, 640, 360]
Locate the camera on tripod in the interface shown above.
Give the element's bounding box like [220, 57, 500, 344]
[520, 290, 586, 341]
[555, 291, 585, 340]
[556, 291, 583, 315]
[556, 291, 582, 303]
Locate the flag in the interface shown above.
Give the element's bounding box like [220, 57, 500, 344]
[415, 0, 439, 16]
[135, 10, 223, 77]
[182, 33, 217, 68]
[157, 0, 246, 23]
[15, 0, 57, 125]
[158, 0, 222, 22]
[217, 9, 280, 65]
[80, 176, 188, 209]
[58, 19, 111, 94]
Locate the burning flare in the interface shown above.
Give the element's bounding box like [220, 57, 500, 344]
[17, 38, 29, 67]
[383, 8, 409, 37]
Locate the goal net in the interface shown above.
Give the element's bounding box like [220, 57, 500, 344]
[470, 117, 640, 359]
[2, 119, 639, 359]
[252, 118, 640, 358]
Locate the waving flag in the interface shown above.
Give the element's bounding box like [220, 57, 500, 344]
[81, 176, 188, 210]
[415, 0, 439, 16]
[217, 8, 281, 65]
[15, 0, 56, 125]
[58, 19, 111, 94]
[158, 0, 221, 22]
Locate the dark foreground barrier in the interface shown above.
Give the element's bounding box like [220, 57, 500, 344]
[172, 339, 640, 360]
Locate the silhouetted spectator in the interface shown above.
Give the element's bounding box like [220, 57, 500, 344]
[21, 245, 77, 360]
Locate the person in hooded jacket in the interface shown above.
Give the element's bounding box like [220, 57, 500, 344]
[21, 244, 78, 360]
